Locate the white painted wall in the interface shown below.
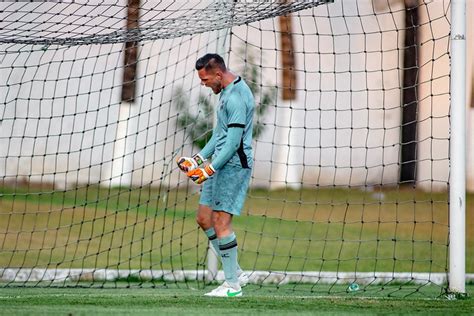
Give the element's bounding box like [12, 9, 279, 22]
[233, 1, 406, 188]
[0, 0, 472, 192]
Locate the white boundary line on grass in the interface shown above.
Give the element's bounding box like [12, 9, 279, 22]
[1, 269, 473, 285]
[0, 293, 452, 301]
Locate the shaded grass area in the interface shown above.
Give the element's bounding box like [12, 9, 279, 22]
[0, 186, 472, 274]
[0, 285, 472, 315]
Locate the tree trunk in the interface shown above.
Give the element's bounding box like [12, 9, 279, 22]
[121, 0, 140, 103]
[400, 1, 419, 184]
[278, 13, 296, 100]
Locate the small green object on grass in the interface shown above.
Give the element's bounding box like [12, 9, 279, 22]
[348, 283, 360, 292]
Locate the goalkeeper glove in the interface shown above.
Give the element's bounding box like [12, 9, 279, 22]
[176, 153, 205, 173]
[187, 165, 215, 184]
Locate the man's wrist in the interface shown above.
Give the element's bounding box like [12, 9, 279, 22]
[204, 164, 215, 176]
[193, 153, 205, 166]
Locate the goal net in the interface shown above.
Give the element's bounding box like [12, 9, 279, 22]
[0, 0, 460, 297]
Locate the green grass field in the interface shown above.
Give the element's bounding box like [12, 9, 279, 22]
[0, 284, 472, 315]
[1, 186, 471, 273]
[0, 185, 472, 310]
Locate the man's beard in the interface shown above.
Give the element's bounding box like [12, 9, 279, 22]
[212, 86, 222, 94]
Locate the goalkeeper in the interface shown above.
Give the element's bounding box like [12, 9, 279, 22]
[177, 53, 254, 297]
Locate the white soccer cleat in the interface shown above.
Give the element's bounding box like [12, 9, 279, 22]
[238, 271, 249, 287]
[204, 281, 242, 297]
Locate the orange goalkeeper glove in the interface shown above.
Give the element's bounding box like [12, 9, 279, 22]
[176, 154, 205, 173]
[187, 165, 215, 184]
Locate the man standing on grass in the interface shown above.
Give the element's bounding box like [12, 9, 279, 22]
[176, 53, 254, 297]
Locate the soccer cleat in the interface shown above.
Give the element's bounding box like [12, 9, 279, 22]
[238, 271, 249, 287]
[204, 281, 242, 297]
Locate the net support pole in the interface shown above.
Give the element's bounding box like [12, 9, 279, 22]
[449, 0, 466, 295]
[206, 2, 232, 281]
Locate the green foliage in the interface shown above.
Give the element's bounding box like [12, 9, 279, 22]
[240, 50, 276, 140]
[175, 87, 214, 150]
[174, 50, 276, 150]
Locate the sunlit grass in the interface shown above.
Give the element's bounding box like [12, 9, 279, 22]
[0, 285, 473, 315]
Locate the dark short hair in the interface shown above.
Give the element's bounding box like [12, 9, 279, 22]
[195, 53, 226, 72]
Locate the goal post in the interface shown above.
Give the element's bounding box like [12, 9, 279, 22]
[449, 0, 467, 296]
[0, 0, 470, 298]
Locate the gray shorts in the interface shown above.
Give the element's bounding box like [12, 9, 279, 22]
[199, 164, 252, 216]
